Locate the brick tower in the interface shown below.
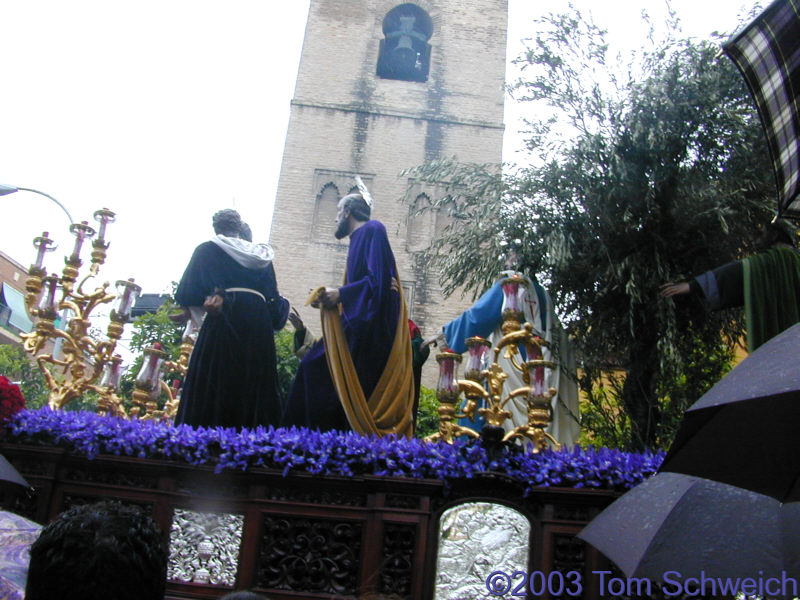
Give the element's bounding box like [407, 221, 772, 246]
[269, 0, 507, 382]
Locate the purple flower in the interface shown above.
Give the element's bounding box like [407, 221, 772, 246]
[4, 408, 664, 493]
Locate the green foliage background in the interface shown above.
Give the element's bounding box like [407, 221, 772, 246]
[414, 385, 440, 439]
[405, 8, 773, 450]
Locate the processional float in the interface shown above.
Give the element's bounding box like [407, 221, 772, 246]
[20, 218, 560, 449]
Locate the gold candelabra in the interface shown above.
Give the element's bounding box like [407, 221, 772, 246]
[21, 208, 197, 420]
[21, 209, 142, 416]
[426, 275, 561, 452]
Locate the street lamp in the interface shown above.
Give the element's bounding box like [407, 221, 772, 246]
[0, 183, 74, 224]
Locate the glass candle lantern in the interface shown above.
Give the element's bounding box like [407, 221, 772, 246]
[31, 231, 56, 270]
[37, 275, 60, 320]
[501, 277, 521, 312]
[113, 279, 142, 322]
[464, 337, 491, 381]
[500, 274, 525, 331]
[68, 221, 96, 263]
[436, 351, 462, 404]
[524, 337, 546, 396]
[93, 208, 116, 245]
[100, 355, 124, 390]
[135, 343, 166, 394]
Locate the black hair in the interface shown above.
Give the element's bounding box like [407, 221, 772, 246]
[240, 222, 253, 242]
[340, 193, 371, 222]
[755, 219, 797, 251]
[219, 592, 271, 600]
[212, 209, 243, 237]
[26, 501, 167, 600]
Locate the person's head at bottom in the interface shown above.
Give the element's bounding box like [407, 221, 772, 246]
[25, 501, 167, 600]
[219, 592, 271, 600]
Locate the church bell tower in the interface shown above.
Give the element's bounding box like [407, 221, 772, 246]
[269, 0, 508, 371]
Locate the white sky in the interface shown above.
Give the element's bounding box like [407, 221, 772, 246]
[0, 0, 757, 296]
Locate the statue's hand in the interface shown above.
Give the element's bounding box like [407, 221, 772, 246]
[203, 293, 224, 316]
[288, 307, 304, 330]
[421, 335, 439, 351]
[659, 281, 690, 298]
[320, 287, 340, 309]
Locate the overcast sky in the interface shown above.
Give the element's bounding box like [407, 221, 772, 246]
[0, 0, 757, 297]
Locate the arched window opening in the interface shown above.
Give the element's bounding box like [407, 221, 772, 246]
[377, 4, 433, 82]
[314, 182, 340, 239]
[407, 193, 433, 251]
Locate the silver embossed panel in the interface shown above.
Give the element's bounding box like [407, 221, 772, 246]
[167, 508, 244, 586]
[435, 502, 530, 600]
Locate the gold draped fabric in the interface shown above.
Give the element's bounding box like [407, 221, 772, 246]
[306, 283, 414, 438]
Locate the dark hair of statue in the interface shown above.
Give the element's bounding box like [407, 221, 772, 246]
[25, 501, 168, 600]
[755, 219, 798, 251]
[212, 208, 243, 237]
[340, 193, 371, 222]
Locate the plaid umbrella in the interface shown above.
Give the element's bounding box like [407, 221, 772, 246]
[723, 0, 800, 221]
[0, 511, 41, 600]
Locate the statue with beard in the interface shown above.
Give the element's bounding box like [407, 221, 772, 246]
[282, 193, 415, 436]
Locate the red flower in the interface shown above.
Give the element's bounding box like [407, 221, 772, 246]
[0, 376, 26, 423]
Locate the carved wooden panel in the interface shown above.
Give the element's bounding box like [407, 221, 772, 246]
[385, 494, 420, 509]
[64, 467, 159, 490]
[61, 494, 154, 516]
[379, 522, 416, 597]
[256, 515, 363, 595]
[551, 533, 587, 600]
[264, 485, 366, 507]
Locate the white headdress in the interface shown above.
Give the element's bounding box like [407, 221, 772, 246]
[354, 175, 374, 209]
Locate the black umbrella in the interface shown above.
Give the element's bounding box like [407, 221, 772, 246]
[578, 472, 800, 593]
[0, 455, 28, 489]
[659, 322, 800, 501]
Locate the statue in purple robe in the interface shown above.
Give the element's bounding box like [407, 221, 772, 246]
[283, 193, 415, 436]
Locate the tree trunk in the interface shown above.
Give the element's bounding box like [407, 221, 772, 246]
[621, 325, 661, 450]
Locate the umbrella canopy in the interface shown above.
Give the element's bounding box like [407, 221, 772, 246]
[0, 510, 41, 600]
[723, 0, 800, 221]
[578, 473, 800, 594]
[0, 456, 28, 490]
[659, 322, 800, 501]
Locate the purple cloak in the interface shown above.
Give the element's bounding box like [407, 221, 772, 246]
[283, 220, 401, 431]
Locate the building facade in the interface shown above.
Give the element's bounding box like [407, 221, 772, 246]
[0, 251, 34, 347]
[269, 0, 507, 382]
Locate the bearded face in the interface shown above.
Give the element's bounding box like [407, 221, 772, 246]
[334, 213, 350, 239]
[334, 202, 350, 239]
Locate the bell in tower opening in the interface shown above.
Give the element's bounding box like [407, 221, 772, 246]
[377, 3, 433, 82]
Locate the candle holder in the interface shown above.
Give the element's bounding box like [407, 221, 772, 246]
[62, 220, 96, 293]
[90, 208, 115, 268]
[158, 320, 199, 420]
[424, 351, 488, 444]
[20, 210, 142, 416]
[464, 337, 491, 382]
[500, 274, 525, 335]
[131, 343, 170, 419]
[425, 275, 564, 452]
[89, 354, 128, 417]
